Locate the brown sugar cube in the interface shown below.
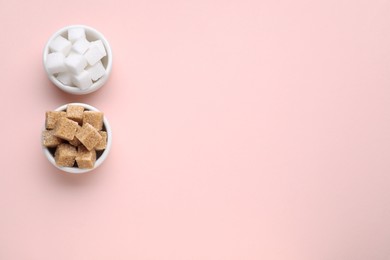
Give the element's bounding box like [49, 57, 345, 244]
[68, 136, 81, 146]
[68, 125, 81, 146]
[66, 105, 84, 124]
[54, 143, 77, 167]
[75, 123, 102, 151]
[45, 111, 66, 129]
[76, 145, 96, 169]
[53, 117, 79, 141]
[95, 131, 107, 151]
[42, 130, 62, 148]
[83, 111, 104, 130]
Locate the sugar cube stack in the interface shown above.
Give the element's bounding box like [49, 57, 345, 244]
[65, 53, 87, 74]
[42, 105, 106, 169]
[46, 53, 66, 75]
[76, 123, 102, 151]
[76, 146, 96, 169]
[42, 130, 62, 148]
[72, 38, 90, 54]
[55, 144, 77, 167]
[45, 111, 66, 129]
[46, 27, 107, 90]
[49, 36, 71, 55]
[57, 72, 73, 85]
[68, 27, 86, 43]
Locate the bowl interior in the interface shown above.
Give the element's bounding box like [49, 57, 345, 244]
[42, 103, 112, 174]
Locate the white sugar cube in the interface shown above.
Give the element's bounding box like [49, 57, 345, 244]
[72, 38, 90, 54]
[49, 36, 71, 56]
[72, 71, 93, 90]
[45, 52, 66, 74]
[56, 72, 73, 85]
[65, 53, 87, 74]
[90, 40, 107, 56]
[68, 28, 86, 43]
[86, 61, 106, 81]
[84, 45, 105, 65]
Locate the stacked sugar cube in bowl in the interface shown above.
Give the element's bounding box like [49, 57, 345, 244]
[42, 103, 112, 173]
[43, 25, 112, 94]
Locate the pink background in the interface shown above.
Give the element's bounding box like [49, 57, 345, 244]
[1, 0, 390, 259]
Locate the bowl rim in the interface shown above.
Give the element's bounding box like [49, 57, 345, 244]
[42, 103, 112, 174]
[43, 25, 113, 95]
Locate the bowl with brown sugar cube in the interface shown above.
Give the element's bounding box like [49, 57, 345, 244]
[42, 103, 112, 174]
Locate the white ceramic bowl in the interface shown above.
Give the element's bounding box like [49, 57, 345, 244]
[42, 103, 112, 174]
[43, 25, 113, 95]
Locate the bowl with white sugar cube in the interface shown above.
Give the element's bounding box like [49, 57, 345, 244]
[43, 25, 112, 95]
